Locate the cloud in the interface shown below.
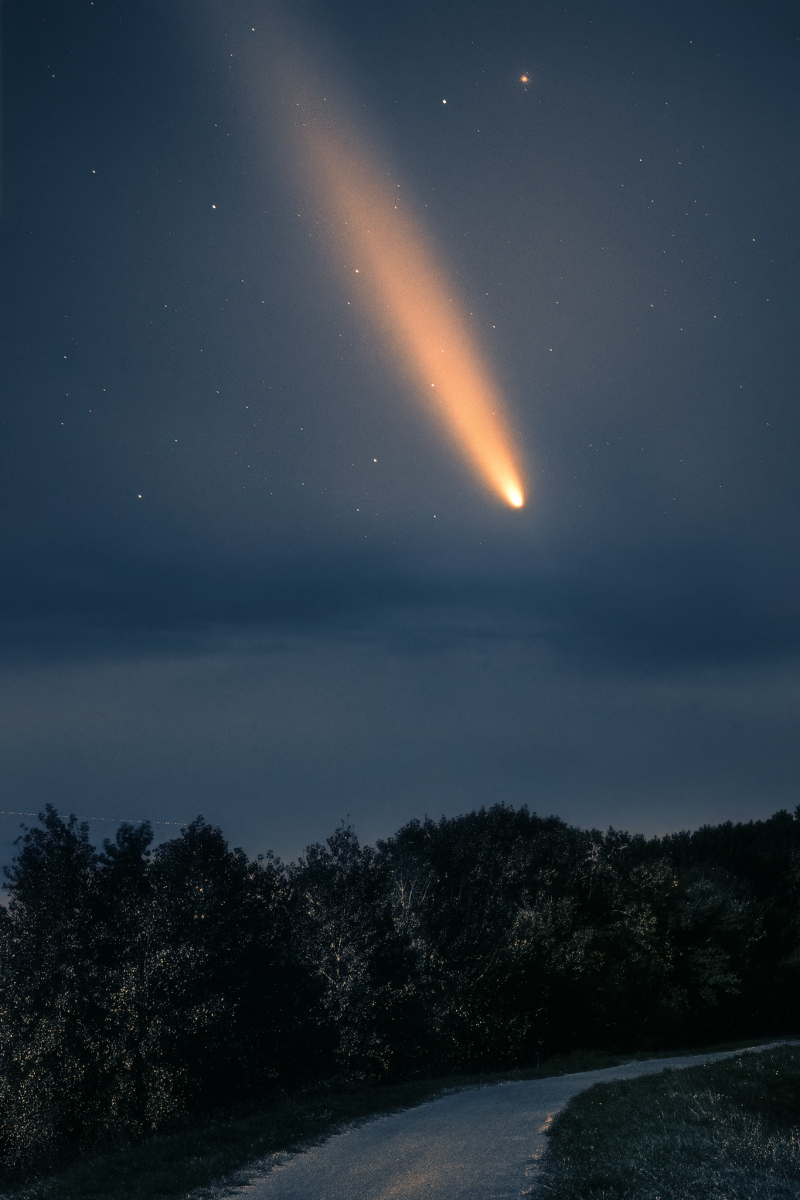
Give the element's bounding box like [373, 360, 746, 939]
[2, 518, 798, 675]
[0, 628, 798, 870]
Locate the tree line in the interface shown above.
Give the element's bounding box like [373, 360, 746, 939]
[0, 802, 798, 1175]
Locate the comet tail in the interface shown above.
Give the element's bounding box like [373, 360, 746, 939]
[270, 65, 527, 507]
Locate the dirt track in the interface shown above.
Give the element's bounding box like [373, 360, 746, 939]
[218, 1043, 787, 1200]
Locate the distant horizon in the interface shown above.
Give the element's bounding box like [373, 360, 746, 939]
[3, 797, 798, 882]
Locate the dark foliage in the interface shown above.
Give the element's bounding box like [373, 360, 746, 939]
[0, 811, 321, 1175]
[0, 802, 798, 1177]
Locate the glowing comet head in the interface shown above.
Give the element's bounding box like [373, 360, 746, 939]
[506, 485, 524, 508]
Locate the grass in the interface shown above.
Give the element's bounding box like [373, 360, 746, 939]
[534, 1042, 800, 1200]
[0, 1036, 794, 1200]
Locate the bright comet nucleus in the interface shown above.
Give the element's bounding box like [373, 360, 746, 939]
[271, 63, 527, 509]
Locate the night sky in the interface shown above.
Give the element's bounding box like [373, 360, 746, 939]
[1, 0, 798, 867]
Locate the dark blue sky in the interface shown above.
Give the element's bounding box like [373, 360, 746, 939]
[1, 0, 798, 865]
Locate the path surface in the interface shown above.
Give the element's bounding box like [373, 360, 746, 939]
[220, 1042, 788, 1200]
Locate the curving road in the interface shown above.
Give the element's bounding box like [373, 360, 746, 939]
[220, 1043, 788, 1200]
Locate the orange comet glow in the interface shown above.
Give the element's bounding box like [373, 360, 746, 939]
[283, 91, 527, 508]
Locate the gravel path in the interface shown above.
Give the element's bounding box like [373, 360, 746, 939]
[219, 1042, 788, 1200]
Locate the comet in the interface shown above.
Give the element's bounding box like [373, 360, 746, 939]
[263, 57, 527, 508]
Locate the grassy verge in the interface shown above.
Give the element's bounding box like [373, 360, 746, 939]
[0, 1036, 793, 1200]
[535, 1042, 800, 1199]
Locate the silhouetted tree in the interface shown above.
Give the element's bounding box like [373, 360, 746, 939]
[0, 811, 321, 1173]
[289, 822, 422, 1077]
[0, 807, 105, 1169]
[0, 801, 797, 1179]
